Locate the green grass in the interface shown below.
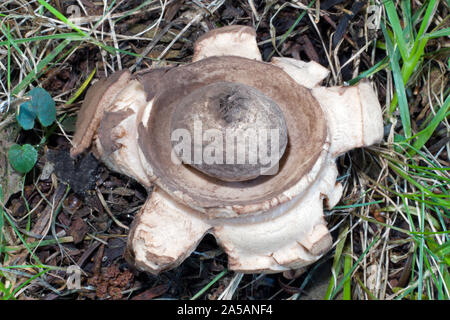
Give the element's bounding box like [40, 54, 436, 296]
[1, 1, 144, 97]
[319, 0, 449, 300]
[190, 269, 228, 300]
[0, 1, 124, 298]
[328, 235, 381, 300]
[0, 186, 4, 259]
[324, 225, 348, 299]
[383, 0, 449, 138]
[267, 0, 316, 60]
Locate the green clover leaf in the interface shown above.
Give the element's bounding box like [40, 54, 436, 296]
[8, 144, 38, 174]
[16, 87, 56, 130]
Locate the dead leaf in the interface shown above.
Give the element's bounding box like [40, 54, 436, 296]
[131, 284, 169, 300]
[69, 216, 89, 244]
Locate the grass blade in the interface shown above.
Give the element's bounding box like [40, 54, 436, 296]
[401, 0, 414, 43]
[37, 0, 86, 37]
[324, 226, 349, 299]
[381, 22, 412, 137]
[410, 95, 450, 155]
[0, 24, 27, 67]
[411, 0, 438, 56]
[0, 33, 82, 46]
[66, 68, 97, 105]
[267, 0, 315, 60]
[417, 193, 426, 300]
[0, 185, 4, 257]
[4, 268, 49, 300]
[348, 57, 389, 85]
[427, 27, 450, 39]
[384, 0, 410, 61]
[12, 39, 70, 95]
[329, 235, 380, 299]
[342, 244, 352, 300]
[190, 269, 228, 300]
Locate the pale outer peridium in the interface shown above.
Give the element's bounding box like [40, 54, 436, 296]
[192, 27, 262, 62]
[90, 26, 383, 274]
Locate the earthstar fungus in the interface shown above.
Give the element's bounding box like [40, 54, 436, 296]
[71, 25, 383, 274]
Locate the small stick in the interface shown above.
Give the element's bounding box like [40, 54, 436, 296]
[248, 0, 260, 21]
[315, 0, 320, 23]
[96, 188, 129, 230]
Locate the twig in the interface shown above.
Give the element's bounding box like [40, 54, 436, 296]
[96, 188, 129, 230]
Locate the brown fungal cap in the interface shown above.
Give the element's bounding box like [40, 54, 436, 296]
[137, 56, 327, 215]
[68, 25, 385, 275]
[170, 81, 288, 182]
[71, 70, 131, 157]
